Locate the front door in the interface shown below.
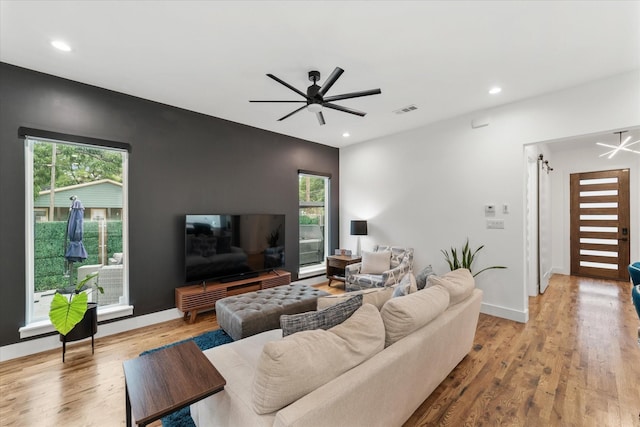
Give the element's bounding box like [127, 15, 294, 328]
[570, 169, 630, 281]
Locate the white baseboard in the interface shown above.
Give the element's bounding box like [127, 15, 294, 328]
[0, 307, 183, 362]
[481, 302, 529, 323]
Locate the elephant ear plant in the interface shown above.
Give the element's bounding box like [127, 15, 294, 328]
[49, 272, 103, 335]
[441, 238, 506, 277]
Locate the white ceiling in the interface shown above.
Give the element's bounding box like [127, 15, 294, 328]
[1, 1, 639, 148]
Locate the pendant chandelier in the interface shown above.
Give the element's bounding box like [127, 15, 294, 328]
[597, 130, 640, 158]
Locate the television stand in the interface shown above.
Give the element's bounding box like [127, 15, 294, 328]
[219, 271, 259, 283]
[175, 270, 291, 323]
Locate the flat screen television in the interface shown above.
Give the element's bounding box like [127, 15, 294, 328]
[185, 214, 285, 284]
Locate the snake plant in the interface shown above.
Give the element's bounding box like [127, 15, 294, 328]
[441, 238, 506, 277]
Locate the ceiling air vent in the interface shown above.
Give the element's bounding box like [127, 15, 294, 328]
[394, 104, 418, 114]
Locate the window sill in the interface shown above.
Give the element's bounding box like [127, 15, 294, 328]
[19, 305, 134, 339]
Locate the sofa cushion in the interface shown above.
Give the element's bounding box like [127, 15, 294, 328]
[427, 268, 475, 306]
[391, 272, 417, 298]
[252, 303, 385, 414]
[316, 287, 393, 311]
[380, 284, 450, 347]
[361, 250, 391, 274]
[280, 294, 363, 337]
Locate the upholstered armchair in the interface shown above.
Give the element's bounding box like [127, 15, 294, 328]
[345, 245, 414, 292]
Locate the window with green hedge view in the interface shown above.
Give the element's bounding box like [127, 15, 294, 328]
[26, 137, 127, 322]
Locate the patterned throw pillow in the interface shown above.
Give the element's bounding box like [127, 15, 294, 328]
[280, 294, 363, 337]
[416, 265, 435, 290]
[392, 273, 417, 298]
[317, 287, 393, 311]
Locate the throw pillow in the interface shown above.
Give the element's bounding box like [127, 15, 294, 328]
[280, 294, 363, 337]
[391, 273, 418, 298]
[415, 265, 435, 290]
[317, 287, 393, 311]
[253, 304, 385, 414]
[361, 250, 391, 274]
[426, 268, 475, 306]
[381, 284, 450, 347]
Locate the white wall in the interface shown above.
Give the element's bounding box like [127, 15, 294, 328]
[340, 70, 640, 323]
[549, 143, 640, 275]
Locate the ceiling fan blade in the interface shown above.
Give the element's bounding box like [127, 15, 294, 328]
[249, 100, 307, 103]
[267, 74, 308, 99]
[324, 103, 366, 117]
[317, 67, 344, 97]
[278, 105, 307, 121]
[324, 88, 382, 102]
[316, 111, 326, 126]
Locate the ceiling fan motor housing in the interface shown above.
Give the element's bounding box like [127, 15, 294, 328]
[307, 84, 322, 105]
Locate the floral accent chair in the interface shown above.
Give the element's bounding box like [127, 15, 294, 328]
[345, 245, 414, 292]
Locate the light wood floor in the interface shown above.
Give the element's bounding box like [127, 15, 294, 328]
[1, 275, 638, 426]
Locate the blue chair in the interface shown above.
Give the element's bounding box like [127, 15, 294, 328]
[629, 262, 640, 286]
[633, 284, 640, 321]
[629, 264, 640, 346]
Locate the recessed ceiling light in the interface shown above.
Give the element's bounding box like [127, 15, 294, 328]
[51, 40, 72, 52]
[342, 132, 350, 138]
[489, 87, 502, 95]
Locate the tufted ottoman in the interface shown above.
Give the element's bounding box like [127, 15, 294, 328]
[215, 284, 330, 341]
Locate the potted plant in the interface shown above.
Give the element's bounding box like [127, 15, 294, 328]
[441, 238, 506, 277]
[49, 272, 104, 361]
[49, 272, 103, 335]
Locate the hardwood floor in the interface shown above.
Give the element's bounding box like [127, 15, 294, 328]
[1, 275, 638, 426]
[405, 275, 640, 427]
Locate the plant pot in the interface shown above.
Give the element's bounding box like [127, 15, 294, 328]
[59, 302, 97, 361]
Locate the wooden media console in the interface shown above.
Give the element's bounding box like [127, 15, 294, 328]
[175, 270, 291, 323]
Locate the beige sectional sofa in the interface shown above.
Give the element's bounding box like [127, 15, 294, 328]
[191, 269, 483, 427]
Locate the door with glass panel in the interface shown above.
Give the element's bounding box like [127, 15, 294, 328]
[570, 169, 630, 281]
[298, 173, 329, 277]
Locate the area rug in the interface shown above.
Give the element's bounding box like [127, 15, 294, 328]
[139, 328, 233, 427]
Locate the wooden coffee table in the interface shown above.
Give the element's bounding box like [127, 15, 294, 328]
[123, 340, 225, 426]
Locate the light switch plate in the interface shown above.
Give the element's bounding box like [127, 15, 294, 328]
[485, 204, 496, 215]
[487, 219, 505, 229]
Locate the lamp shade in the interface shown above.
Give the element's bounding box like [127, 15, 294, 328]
[350, 220, 368, 236]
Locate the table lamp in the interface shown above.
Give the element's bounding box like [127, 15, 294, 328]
[350, 220, 368, 256]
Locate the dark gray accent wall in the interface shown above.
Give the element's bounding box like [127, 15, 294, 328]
[0, 63, 339, 346]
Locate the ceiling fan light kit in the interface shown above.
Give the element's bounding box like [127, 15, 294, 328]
[249, 67, 381, 126]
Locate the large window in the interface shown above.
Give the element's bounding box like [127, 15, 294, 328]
[23, 135, 129, 333]
[298, 172, 330, 277]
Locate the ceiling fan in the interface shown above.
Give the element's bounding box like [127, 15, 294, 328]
[249, 67, 381, 125]
[596, 130, 640, 158]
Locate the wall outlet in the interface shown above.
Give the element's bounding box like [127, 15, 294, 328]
[486, 219, 505, 229]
